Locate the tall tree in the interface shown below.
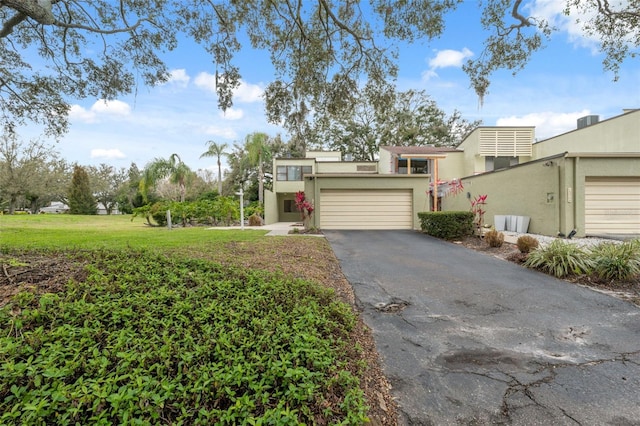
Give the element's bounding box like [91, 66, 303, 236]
[245, 133, 271, 205]
[313, 86, 481, 161]
[88, 164, 127, 215]
[68, 165, 97, 215]
[2, 1, 636, 138]
[0, 133, 61, 213]
[200, 141, 228, 196]
[140, 154, 192, 202]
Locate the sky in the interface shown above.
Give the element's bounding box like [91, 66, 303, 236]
[29, 1, 640, 174]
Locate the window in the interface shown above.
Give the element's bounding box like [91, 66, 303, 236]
[396, 159, 429, 174]
[485, 156, 519, 171]
[276, 165, 312, 181]
[283, 200, 295, 212]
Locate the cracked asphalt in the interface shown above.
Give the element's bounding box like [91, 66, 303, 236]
[324, 230, 640, 425]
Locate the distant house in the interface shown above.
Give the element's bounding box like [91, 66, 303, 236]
[264, 109, 640, 237]
[39, 202, 120, 215]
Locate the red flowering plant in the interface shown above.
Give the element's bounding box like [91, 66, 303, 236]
[295, 191, 314, 230]
[470, 194, 488, 236]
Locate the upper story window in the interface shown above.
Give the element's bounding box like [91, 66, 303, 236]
[276, 165, 313, 181]
[397, 159, 430, 174]
[485, 156, 519, 171]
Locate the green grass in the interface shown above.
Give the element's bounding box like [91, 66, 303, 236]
[0, 214, 267, 250]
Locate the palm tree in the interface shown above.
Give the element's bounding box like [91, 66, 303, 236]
[140, 153, 192, 202]
[245, 132, 270, 205]
[200, 141, 228, 195]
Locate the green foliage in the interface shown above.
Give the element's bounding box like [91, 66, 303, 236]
[484, 229, 504, 248]
[132, 198, 241, 227]
[524, 240, 593, 278]
[67, 165, 97, 215]
[0, 249, 368, 424]
[516, 235, 539, 254]
[590, 240, 640, 282]
[418, 211, 474, 240]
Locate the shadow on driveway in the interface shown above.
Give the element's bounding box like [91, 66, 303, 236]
[325, 230, 640, 425]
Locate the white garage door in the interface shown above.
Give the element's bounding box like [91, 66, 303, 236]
[585, 177, 640, 235]
[320, 189, 413, 230]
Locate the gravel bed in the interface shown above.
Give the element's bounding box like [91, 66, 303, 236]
[502, 231, 628, 249]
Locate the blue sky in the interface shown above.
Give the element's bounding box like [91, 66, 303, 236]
[46, 1, 639, 174]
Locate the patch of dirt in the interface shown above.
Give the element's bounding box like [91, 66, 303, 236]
[453, 236, 640, 306]
[0, 253, 88, 307]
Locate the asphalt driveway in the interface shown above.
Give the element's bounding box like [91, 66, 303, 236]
[324, 230, 640, 425]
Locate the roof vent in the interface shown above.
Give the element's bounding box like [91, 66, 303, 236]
[577, 115, 599, 129]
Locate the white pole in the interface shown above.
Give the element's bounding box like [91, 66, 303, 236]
[236, 188, 244, 230]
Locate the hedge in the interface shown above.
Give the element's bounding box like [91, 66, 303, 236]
[418, 211, 474, 240]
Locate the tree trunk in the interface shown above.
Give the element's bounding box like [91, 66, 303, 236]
[217, 158, 223, 195]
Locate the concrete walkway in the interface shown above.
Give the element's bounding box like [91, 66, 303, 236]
[215, 222, 324, 237]
[325, 230, 640, 425]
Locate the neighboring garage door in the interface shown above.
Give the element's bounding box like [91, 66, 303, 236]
[320, 189, 413, 230]
[585, 177, 640, 235]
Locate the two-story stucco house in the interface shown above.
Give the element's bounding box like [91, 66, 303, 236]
[265, 109, 639, 236]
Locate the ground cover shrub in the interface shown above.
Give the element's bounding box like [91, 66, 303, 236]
[0, 249, 368, 425]
[418, 211, 474, 240]
[524, 239, 593, 278]
[589, 240, 640, 282]
[484, 229, 504, 247]
[517, 235, 539, 253]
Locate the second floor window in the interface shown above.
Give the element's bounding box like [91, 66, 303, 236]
[276, 165, 312, 181]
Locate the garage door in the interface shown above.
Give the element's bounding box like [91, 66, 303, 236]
[585, 177, 640, 235]
[320, 189, 413, 230]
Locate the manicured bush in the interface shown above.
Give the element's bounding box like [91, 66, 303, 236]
[484, 229, 504, 247]
[590, 240, 640, 282]
[418, 211, 474, 240]
[524, 239, 593, 278]
[517, 235, 539, 253]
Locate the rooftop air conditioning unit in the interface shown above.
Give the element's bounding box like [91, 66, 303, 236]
[577, 115, 599, 129]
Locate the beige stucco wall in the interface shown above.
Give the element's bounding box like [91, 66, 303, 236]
[306, 151, 341, 160]
[441, 158, 563, 236]
[437, 152, 466, 180]
[533, 110, 640, 158]
[264, 189, 278, 225]
[272, 158, 314, 193]
[378, 149, 393, 174]
[304, 174, 431, 230]
[315, 161, 378, 174]
[441, 154, 640, 237]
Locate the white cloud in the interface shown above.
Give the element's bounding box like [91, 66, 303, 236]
[234, 80, 264, 103]
[70, 100, 131, 123]
[166, 69, 190, 87]
[527, 0, 601, 51]
[496, 109, 591, 139]
[90, 148, 126, 160]
[194, 72, 217, 92]
[69, 104, 97, 123]
[219, 107, 244, 120]
[429, 48, 474, 69]
[91, 100, 131, 116]
[422, 48, 473, 81]
[203, 125, 237, 139]
[194, 72, 264, 103]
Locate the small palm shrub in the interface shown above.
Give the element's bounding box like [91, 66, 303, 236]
[484, 229, 504, 247]
[524, 239, 593, 278]
[590, 240, 640, 281]
[517, 235, 539, 253]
